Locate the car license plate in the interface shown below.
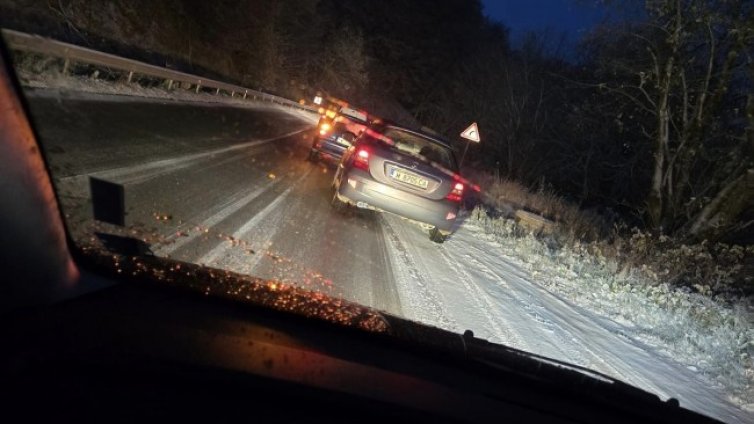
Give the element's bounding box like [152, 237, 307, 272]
[390, 168, 428, 189]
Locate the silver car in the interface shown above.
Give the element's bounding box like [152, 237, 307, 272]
[331, 125, 464, 243]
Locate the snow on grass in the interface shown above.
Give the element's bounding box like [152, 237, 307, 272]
[466, 206, 754, 411]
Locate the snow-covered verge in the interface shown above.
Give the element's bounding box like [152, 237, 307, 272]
[467, 207, 754, 411]
[381, 209, 753, 422]
[468, 173, 753, 297]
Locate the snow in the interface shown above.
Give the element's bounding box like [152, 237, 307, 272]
[23, 66, 753, 421]
[381, 208, 753, 423]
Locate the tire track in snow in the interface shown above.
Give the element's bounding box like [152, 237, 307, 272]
[458, 238, 673, 400]
[153, 176, 283, 257]
[434, 246, 532, 352]
[196, 168, 313, 274]
[58, 127, 310, 185]
[380, 216, 459, 332]
[458, 248, 596, 371]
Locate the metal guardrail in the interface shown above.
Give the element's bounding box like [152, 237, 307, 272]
[1, 28, 317, 112]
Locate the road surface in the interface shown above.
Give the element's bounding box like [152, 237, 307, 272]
[25, 89, 750, 423]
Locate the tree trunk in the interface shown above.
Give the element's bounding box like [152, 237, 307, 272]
[687, 169, 754, 241]
[648, 86, 672, 230]
[646, 5, 679, 232]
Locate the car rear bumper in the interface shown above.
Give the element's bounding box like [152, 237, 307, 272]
[337, 169, 458, 232]
[314, 135, 348, 160]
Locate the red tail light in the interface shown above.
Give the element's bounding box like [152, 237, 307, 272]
[446, 182, 464, 202]
[353, 148, 370, 170]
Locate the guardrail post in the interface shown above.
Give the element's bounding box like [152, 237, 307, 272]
[166, 79, 173, 90]
[196, 80, 201, 93]
[215, 88, 220, 95]
[62, 58, 70, 74]
[243, 89, 247, 99]
[127, 71, 133, 83]
[231, 91, 235, 97]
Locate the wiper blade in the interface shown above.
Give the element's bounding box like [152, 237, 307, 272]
[385, 316, 669, 406]
[474, 346, 614, 384]
[457, 329, 668, 405]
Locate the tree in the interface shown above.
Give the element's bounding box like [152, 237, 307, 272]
[588, 0, 753, 239]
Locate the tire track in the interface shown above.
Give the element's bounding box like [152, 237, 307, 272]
[196, 168, 313, 273]
[435, 246, 532, 352]
[58, 127, 310, 184]
[459, 238, 673, 399]
[380, 215, 460, 332]
[153, 176, 283, 256]
[459, 248, 596, 370]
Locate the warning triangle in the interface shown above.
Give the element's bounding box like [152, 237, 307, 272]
[460, 122, 480, 142]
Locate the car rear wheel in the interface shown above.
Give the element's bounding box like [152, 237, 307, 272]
[429, 227, 447, 244]
[307, 149, 319, 162]
[330, 189, 347, 213]
[332, 166, 344, 189]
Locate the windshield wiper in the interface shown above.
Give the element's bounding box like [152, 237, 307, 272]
[384, 315, 678, 410]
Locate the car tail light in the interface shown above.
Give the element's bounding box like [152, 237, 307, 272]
[446, 182, 464, 202]
[353, 148, 370, 170]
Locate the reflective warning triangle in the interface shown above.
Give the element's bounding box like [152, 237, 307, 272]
[460, 122, 481, 142]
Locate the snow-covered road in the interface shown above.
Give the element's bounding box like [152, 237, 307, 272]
[31, 90, 751, 423]
[382, 213, 751, 423]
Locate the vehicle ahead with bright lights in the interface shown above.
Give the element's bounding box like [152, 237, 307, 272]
[332, 124, 463, 243]
[309, 106, 370, 162]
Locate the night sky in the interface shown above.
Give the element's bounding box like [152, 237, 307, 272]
[480, 0, 613, 53]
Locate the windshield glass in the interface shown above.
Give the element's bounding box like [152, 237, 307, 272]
[2, 1, 752, 422]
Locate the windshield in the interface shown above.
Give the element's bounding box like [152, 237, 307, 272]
[3, 1, 752, 422]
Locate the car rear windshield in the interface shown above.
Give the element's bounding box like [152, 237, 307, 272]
[339, 107, 368, 123]
[382, 128, 457, 171]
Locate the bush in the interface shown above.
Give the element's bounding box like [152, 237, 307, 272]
[469, 171, 754, 297]
[467, 170, 610, 241]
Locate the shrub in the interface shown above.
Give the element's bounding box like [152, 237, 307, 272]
[469, 171, 754, 297]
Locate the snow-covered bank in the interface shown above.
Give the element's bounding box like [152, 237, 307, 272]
[382, 209, 753, 423]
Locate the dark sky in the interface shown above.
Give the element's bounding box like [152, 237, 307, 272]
[480, 0, 612, 54]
